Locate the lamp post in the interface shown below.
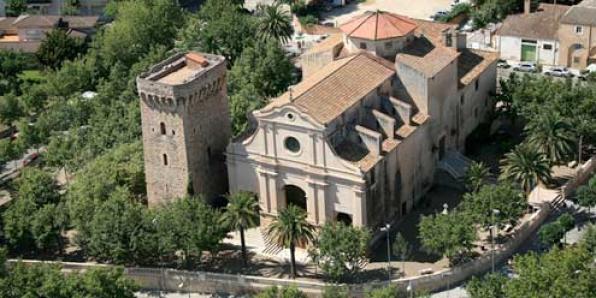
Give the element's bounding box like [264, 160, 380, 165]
[152, 217, 163, 298]
[380, 223, 391, 282]
[491, 209, 500, 273]
[442, 203, 449, 215]
[406, 281, 413, 298]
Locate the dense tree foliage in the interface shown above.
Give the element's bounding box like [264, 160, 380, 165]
[256, 3, 294, 43]
[418, 211, 477, 264]
[5, 0, 26, 17]
[460, 184, 526, 228]
[500, 143, 552, 193]
[311, 222, 370, 281]
[0, 93, 25, 127]
[228, 38, 296, 135]
[576, 176, 596, 212]
[0, 262, 138, 298]
[464, 161, 491, 192]
[255, 285, 307, 298]
[466, 272, 507, 298]
[36, 29, 87, 70]
[2, 168, 65, 254]
[0, 51, 27, 95]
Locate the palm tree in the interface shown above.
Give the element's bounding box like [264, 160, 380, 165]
[257, 3, 294, 44]
[221, 191, 260, 265]
[500, 144, 552, 194]
[267, 205, 315, 278]
[464, 161, 491, 192]
[525, 112, 575, 165]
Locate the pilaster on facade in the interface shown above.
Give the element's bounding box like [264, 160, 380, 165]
[306, 177, 328, 225]
[257, 167, 278, 216]
[352, 186, 367, 227]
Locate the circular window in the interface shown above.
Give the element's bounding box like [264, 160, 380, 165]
[284, 137, 301, 153]
[286, 113, 295, 120]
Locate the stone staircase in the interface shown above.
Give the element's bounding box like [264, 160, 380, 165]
[435, 151, 473, 189]
[438, 151, 473, 181]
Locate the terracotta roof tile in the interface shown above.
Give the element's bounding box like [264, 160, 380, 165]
[264, 52, 395, 124]
[304, 33, 343, 55]
[497, 4, 569, 40]
[340, 11, 418, 41]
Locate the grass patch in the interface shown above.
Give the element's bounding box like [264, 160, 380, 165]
[19, 70, 46, 83]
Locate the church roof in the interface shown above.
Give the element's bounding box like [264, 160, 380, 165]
[339, 10, 418, 41]
[263, 52, 395, 125]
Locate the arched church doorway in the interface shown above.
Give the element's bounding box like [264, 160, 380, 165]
[284, 185, 307, 211]
[336, 212, 352, 226]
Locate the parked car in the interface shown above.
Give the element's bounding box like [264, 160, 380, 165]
[543, 67, 573, 78]
[513, 62, 537, 73]
[431, 10, 448, 20]
[497, 59, 510, 69]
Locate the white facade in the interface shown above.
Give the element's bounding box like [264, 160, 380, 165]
[497, 35, 560, 65]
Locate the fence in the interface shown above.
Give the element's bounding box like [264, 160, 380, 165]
[7, 156, 596, 297]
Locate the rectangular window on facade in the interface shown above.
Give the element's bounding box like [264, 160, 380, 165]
[359, 42, 367, 49]
[543, 44, 553, 50]
[384, 42, 392, 50]
[574, 57, 580, 63]
[475, 79, 479, 91]
[460, 95, 464, 105]
[575, 26, 583, 34]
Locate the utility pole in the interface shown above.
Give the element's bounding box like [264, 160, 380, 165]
[380, 223, 391, 283]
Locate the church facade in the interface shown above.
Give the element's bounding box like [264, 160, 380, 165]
[226, 11, 498, 229]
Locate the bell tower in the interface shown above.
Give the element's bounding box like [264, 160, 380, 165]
[137, 52, 231, 206]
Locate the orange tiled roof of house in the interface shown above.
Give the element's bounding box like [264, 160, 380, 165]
[340, 10, 418, 41]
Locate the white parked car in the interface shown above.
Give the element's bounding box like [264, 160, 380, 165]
[513, 62, 537, 73]
[431, 10, 448, 20]
[543, 67, 574, 78]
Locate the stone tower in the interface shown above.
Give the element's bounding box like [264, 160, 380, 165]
[137, 52, 231, 207]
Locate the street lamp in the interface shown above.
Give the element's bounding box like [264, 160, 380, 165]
[406, 281, 413, 298]
[380, 223, 391, 283]
[442, 203, 449, 215]
[491, 209, 501, 273]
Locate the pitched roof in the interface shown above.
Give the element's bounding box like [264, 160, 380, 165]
[560, 0, 596, 26]
[458, 49, 499, 87]
[10, 15, 99, 29]
[497, 4, 569, 40]
[263, 52, 395, 124]
[411, 19, 457, 45]
[396, 36, 460, 77]
[340, 10, 418, 41]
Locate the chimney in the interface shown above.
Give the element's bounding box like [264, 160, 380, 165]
[442, 29, 453, 47]
[524, 0, 531, 15]
[454, 32, 467, 51]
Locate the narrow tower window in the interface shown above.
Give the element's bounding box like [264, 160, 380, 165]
[163, 154, 168, 166]
[160, 122, 166, 135]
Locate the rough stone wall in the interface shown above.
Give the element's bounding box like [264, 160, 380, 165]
[138, 53, 231, 207]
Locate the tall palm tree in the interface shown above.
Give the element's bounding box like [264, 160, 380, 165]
[500, 144, 552, 194]
[267, 205, 315, 278]
[525, 112, 575, 165]
[464, 161, 491, 192]
[221, 191, 260, 265]
[257, 3, 294, 44]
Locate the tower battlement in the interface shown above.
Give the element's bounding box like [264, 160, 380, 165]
[137, 53, 226, 113]
[137, 52, 231, 206]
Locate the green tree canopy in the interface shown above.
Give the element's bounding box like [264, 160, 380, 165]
[466, 272, 507, 298]
[267, 205, 315, 278]
[36, 29, 87, 70]
[460, 183, 526, 228]
[418, 211, 477, 264]
[464, 161, 491, 192]
[312, 222, 370, 281]
[0, 93, 25, 127]
[256, 3, 294, 43]
[0, 263, 138, 298]
[221, 191, 260, 265]
[576, 176, 596, 212]
[500, 143, 552, 194]
[525, 111, 575, 164]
